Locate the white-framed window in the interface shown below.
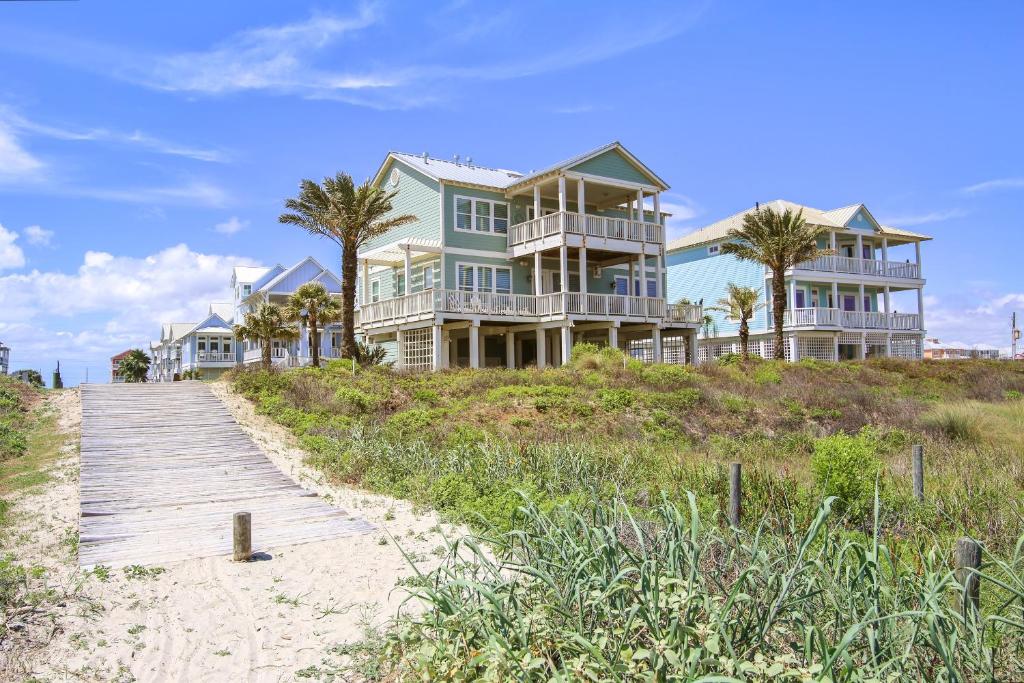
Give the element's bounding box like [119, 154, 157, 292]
[422, 264, 434, 290]
[708, 244, 720, 256]
[454, 196, 510, 234]
[242, 284, 252, 296]
[457, 263, 512, 294]
[614, 275, 629, 295]
[396, 272, 406, 296]
[370, 279, 380, 303]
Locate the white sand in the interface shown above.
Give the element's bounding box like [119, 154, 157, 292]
[7, 382, 456, 682]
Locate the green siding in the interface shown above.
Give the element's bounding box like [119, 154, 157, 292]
[362, 159, 440, 252]
[443, 185, 510, 253]
[569, 149, 653, 185]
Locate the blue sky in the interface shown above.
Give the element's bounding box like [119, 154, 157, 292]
[0, 1, 1022, 385]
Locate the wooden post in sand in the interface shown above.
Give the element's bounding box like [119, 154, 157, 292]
[955, 536, 981, 618]
[729, 463, 742, 528]
[233, 512, 251, 561]
[911, 444, 924, 502]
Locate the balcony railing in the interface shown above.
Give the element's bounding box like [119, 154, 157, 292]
[770, 308, 922, 330]
[787, 256, 921, 279]
[196, 351, 235, 363]
[508, 211, 664, 247]
[359, 289, 701, 328]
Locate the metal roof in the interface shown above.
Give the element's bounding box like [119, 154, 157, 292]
[232, 266, 270, 283]
[387, 152, 523, 189]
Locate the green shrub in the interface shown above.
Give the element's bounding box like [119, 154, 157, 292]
[411, 388, 441, 405]
[922, 403, 983, 443]
[753, 363, 782, 385]
[1004, 390, 1022, 401]
[639, 363, 694, 388]
[811, 429, 882, 521]
[597, 388, 636, 411]
[717, 353, 741, 366]
[720, 393, 752, 414]
[0, 421, 28, 461]
[333, 387, 375, 414]
[0, 387, 21, 414]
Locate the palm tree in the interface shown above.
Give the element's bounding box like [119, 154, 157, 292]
[233, 302, 299, 370]
[707, 284, 765, 361]
[119, 349, 151, 383]
[283, 282, 343, 368]
[721, 206, 831, 359]
[279, 173, 417, 360]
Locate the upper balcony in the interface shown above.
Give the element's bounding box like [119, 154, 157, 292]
[508, 211, 663, 255]
[770, 307, 922, 331]
[781, 255, 922, 281]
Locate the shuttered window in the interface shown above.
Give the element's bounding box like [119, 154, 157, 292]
[422, 265, 434, 290]
[457, 263, 512, 293]
[495, 268, 511, 294]
[475, 202, 491, 232]
[454, 195, 510, 234]
[494, 203, 509, 234]
[456, 198, 473, 230]
[614, 276, 629, 295]
[458, 264, 475, 291]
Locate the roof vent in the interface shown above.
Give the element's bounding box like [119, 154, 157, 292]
[453, 154, 460, 166]
[466, 156, 473, 167]
[422, 151, 429, 163]
[755, 201, 760, 210]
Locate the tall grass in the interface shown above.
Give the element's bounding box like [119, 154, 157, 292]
[370, 495, 1024, 681]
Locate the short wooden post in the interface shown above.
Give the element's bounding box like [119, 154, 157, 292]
[233, 512, 252, 562]
[954, 537, 981, 618]
[729, 463, 742, 528]
[911, 444, 924, 502]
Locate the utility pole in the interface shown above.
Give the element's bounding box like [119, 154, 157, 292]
[1013, 312, 1019, 361]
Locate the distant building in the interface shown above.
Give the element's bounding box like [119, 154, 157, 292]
[110, 349, 133, 383]
[923, 338, 1000, 360]
[0, 340, 8, 375]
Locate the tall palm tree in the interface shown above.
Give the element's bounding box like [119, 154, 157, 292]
[721, 206, 831, 359]
[707, 284, 765, 361]
[283, 282, 343, 368]
[119, 349, 151, 383]
[233, 302, 298, 370]
[279, 173, 417, 360]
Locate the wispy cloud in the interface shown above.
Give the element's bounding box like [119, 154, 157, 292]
[1, 106, 228, 162]
[0, 223, 26, 270]
[214, 216, 248, 235]
[660, 194, 702, 242]
[64, 181, 231, 208]
[23, 225, 54, 246]
[876, 208, 966, 227]
[960, 177, 1024, 195]
[0, 121, 45, 182]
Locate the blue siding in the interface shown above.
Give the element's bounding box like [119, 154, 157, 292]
[268, 259, 331, 294]
[666, 252, 767, 334]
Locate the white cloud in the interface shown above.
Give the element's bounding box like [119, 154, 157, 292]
[23, 225, 54, 246]
[924, 290, 1024, 353]
[659, 195, 702, 243]
[65, 181, 231, 208]
[960, 177, 1024, 195]
[876, 208, 966, 227]
[0, 121, 44, 182]
[214, 216, 248, 235]
[0, 244, 260, 381]
[0, 223, 26, 270]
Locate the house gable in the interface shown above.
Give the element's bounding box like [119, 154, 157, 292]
[362, 157, 442, 253]
[568, 147, 660, 187]
[265, 258, 330, 294]
[193, 313, 232, 333]
[847, 207, 881, 231]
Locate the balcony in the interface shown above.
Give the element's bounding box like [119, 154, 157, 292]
[195, 351, 235, 363]
[359, 289, 702, 328]
[770, 308, 922, 330]
[508, 211, 664, 251]
[786, 256, 922, 280]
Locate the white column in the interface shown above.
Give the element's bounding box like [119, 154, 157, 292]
[855, 234, 863, 271]
[653, 192, 661, 224]
[861, 332, 868, 360]
[469, 324, 480, 369]
[886, 333, 892, 358]
[831, 281, 839, 310]
[560, 326, 573, 365]
[559, 245, 568, 292]
[830, 230, 837, 251]
[443, 332, 451, 369]
[557, 176, 567, 232]
[636, 254, 644, 295]
[915, 240, 922, 276]
[883, 285, 891, 315]
[535, 328, 547, 368]
[534, 250, 543, 296]
[505, 332, 515, 369]
[403, 246, 412, 296]
[655, 247, 664, 298]
[789, 278, 797, 310]
[577, 178, 585, 217]
[395, 329, 405, 370]
[652, 327, 663, 363]
[790, 336, 799, 361]
[688, 329, 698, 365]
[858, 283, 865, 313]
[881, 237, 888, 264]
[361, 259, 370, 305]
[917, 287, 925, 330]
[579, 246, 588, 299]
[533, 184, 541, 220]
[608, 324, 618, 349]
[636, 189, 644, 223]
[431, 325, 443, 371]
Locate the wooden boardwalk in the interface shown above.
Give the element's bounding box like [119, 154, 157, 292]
[78, 382, 373, 568]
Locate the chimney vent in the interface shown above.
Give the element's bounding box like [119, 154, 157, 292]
[466, 157, 473, 167]
[453, 154, 460, 166]
[422, 151, 428, 163]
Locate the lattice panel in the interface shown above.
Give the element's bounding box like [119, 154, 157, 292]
[838, 333, 861, 345]
[798, 336, 837, 361]
[401, 328, 434, 371]
[663, 335, 687, 365]
[627, 338, 654, 364]
[890, 334, 923, 360]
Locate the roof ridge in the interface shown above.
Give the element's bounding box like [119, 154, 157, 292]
[392, 151, 522, 176]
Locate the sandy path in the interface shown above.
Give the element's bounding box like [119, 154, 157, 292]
[8, 383, 454, 682]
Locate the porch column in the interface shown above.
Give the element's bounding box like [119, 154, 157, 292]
[858, 283, 866, 316]
[653, 192, 661, 224]
[917, 287, 925, 330]
[834, 334, 840, 361]
[469, 323, 480, 369]
[636, 254, 644, 295]
[578, 246, 588, 299]
[855, 234, 863, 272]
[789, 278, 796, 310]
[534, 250, 543, 297]
[404, 246, 413, 296]
[577, 178, 586, 217]
[396, 329, 405, 370]
[830, 230, 837, 252]
[883, 285, 891, 316]
[831, 281, 839, 310]
[361, 259, 370, 305]
[535, 328, 547, 368]
[443, 332, 451, 369]
[861, 332, 868, 360]
[789, 336, 799, 361]
[655, 247, 664, 298]
[533, 184, 541, 219]
[559, 245, 569, 293]
[431, 325, 443, 371]
[915, 240, 922, 275]
[881, 237, 889, 264]
[652, 327, 663, 363]
[560, 325, 573, 365]
[886, 333, 892, 358]
[687, 329, 698, 365]
[505, 331, 515, 369]
[557, 176, 567, 230]
[636, 189, 644, 223]
[608, 323, 619, 349]
[299, 323, 310, 358]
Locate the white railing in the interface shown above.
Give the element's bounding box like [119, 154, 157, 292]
[772, 308, 921, 330]
[789, 257, 921, 279]
[360, 289, 700, 327]
[196, 351, 235, 363]
[508, 211, 664, 247]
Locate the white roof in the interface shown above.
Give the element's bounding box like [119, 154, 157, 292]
[255, 256, 340, 295]
[164, 323, 196, 342]
[233, 266, 270, 283]
[209, 302, 233, 320]
[388, 152, 523, 189]
[667, 199, 932, 251]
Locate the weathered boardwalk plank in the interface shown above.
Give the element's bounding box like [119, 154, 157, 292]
[78, 382, 373, 567]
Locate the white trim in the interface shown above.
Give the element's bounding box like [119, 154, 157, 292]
[453, 194, 510, 235]
[455, 261, 513, 294]
[443, 246, 511, 259]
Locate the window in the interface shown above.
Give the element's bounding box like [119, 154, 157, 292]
[223, 341, 232, 354]
[646, 279, 657, 297]
[864, 295, 872, 312]
[242, 284, 252, 296]
[371, 280, 380, 303]
[209, 338, 219, 352]
[811, 288, 819, 308]
[197, 337, 206, 352]
[795, 290, 806, 308]
[396, 272, 405, 296]
[614, 276, 629, 295]
[457, 264, 512, 293]
[422, 264, 434, 290]
[708, 244, 720, 255]
[454, 196, 510, 235]
[842, 294, 856, 312]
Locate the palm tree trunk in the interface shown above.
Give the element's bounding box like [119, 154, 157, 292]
[262, 337, 272, 370]
[310, 313, 320, 368]
[340, 245, 358, 360]
[739, 317, 750, 361]
[771, 270, 787, 360]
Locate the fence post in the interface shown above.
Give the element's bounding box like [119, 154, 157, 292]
[912, 444, 924, 502]
[233, 512, 252, 562]
[729, 463, 742, 528]
[954, 537, 981, 618]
